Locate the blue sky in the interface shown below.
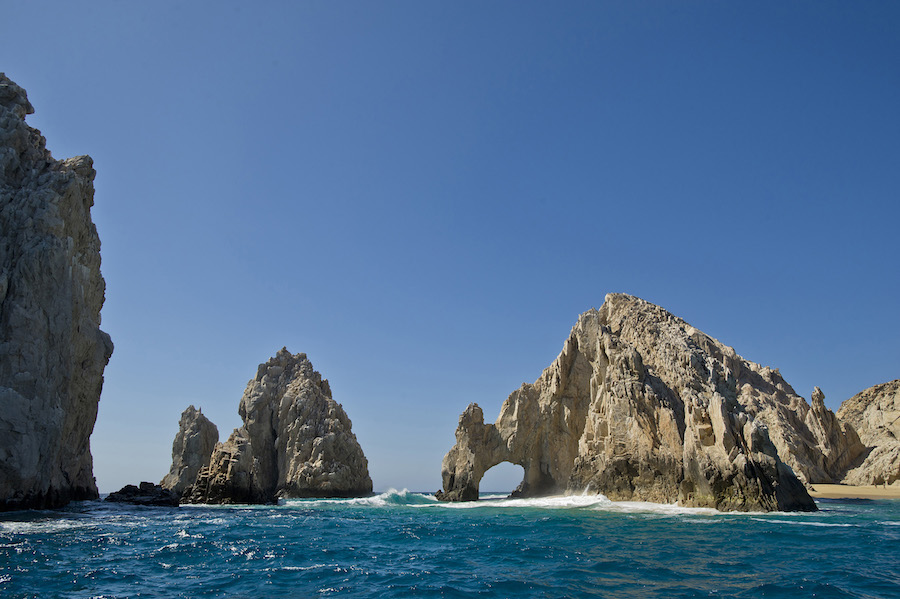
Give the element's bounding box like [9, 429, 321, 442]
[4, 1, 898, 493]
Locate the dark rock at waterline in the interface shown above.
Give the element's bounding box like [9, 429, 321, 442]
[105, 482, 179, 507]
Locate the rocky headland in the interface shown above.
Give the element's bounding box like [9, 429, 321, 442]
[438, 294, 826, 511]
[160, 405, 219, 498]
[0, 74, 113, 511]
[837, 380, 900, 487]
[183, 349, 372, 504]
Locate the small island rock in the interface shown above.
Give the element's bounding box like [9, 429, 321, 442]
[105, 482, 179, 507]
[160, 405, 219, 498]
[186, 349, 372, 504]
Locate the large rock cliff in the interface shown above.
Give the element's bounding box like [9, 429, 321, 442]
[186, 349, 372, 504]
[0, 74, 113, 511]
[160, 405, 219, 498]
[837, 380, 900, 486]
[437, 294, 825, 512]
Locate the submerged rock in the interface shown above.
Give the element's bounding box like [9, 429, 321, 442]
[105, 482, 179, 507]
[185, 349, 372, 504]
[160, 406, 219, 498]
[0, 74, 113, 511]
[437, 294, 818, 512]
[838, 380, 900, 486]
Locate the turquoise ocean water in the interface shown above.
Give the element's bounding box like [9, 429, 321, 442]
[1, 490, 898, 598]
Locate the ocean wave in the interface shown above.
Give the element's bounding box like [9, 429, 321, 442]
[0, 518, 92, 535]
[750, 517, 857, 527]
[281, 488, 439, 508]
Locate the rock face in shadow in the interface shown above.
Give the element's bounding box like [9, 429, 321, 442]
[437, 294, 820, 512]
[838, 380, 900, 486]
[160, 406, 219, 498]
[0, 74, 113, 511]
[185, 349, 372, 504]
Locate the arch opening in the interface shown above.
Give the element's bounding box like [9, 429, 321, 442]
[479, 462, 525, 498]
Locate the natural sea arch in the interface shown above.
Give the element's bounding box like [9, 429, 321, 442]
[478, 462, 525, 497]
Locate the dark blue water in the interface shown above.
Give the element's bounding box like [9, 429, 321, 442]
[1, 490, 898, 598]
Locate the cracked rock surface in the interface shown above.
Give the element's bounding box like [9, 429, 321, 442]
[0, 74, 113, 511]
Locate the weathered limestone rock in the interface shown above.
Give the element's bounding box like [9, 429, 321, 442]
[0, 74, 113, 511]
[160, 405, 219, 498]
[837, 380, 900, 486]
[186, 349, 372, 504]
[187, 428, 256, 504]
[437, 294, 817, 511]
[105, 482, 179, 507]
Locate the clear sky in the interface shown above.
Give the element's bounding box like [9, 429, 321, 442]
[3, 1, 898, 494]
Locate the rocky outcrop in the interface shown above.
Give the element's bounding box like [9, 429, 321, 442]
[837, 380, 900, 486]
[160, 406, 219, 498]
[186, 349, 372, 504]
[0, 74, 113, 511]
[105, 482, 179, 507]
[437, 294, 819, 511]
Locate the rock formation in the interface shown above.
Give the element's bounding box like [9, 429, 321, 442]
[0, 74, 113, 511]
[437, 294, 819, 511]
[185, 349, 372, 504]
[837, 380, 900, 486]
[160, 405, 219, 498]
[105, 482, 179, 507]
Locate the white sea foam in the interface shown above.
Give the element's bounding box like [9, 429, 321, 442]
[281, 488, 438, 508]
[0, 519, 91, 535]
[750, 517, 857, 527]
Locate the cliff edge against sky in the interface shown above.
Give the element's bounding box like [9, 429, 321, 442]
[438, 294, 830, 512]
[184, 349, 372, 504]
[0, 74, 113, 510]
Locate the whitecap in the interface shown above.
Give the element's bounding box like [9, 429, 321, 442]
[750, 517, 856, 527]
[281, 488, 438, 508]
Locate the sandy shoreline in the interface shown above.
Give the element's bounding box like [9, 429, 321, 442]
[808, 484, 900, 500]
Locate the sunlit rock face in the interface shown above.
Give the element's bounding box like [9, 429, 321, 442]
[838, 380, 900, 486]
[438, 294, 824, 512]
[160, 406, 219, 498]
[185, 349, 372, 504]
[0, 74, 113, 511]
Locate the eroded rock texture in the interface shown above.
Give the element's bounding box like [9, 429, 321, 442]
[437, 294, 821, 511]
[0, 74, 113, 511]
[186, 349, 372, 504]
[160, 405, 219, 498]
[838, 380, 900, 486]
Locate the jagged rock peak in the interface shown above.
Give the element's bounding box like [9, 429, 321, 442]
[0, 73, 113, 511]
[186, 349, 372, 504]
[160, 405, 219, 498]
[438, 293, 821, 512]
[837, 380, 900, 486]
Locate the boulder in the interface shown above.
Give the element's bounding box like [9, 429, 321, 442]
[0, 74, 113, 511]
[437, 294, 818, 511]
[837, 380, 900, 486]
[105, 482, 179, 507]
[160, 405, 219, 498]
[185, 348, 372, 503]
